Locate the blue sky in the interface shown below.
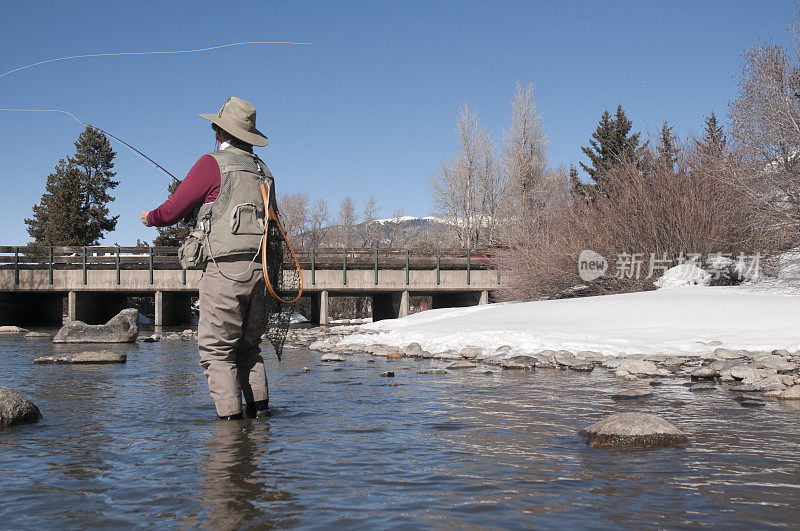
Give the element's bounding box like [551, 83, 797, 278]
[0, 0, 795, 245]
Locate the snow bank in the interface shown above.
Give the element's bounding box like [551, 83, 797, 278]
[654, 263, 711, 289]
[290, 313, 310, 324]
[338, 287, 800, 356]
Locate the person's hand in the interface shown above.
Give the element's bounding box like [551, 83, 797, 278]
[140, 210, 152, 226]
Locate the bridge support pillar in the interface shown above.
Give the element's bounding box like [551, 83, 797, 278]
[372, 290, 409, 321]
[0, 292, 63, 326]
[68, 291, 129, 324]
[311, 290, 329, 325]
[431, 291, 483, 310]
[155, 291, 193, 326]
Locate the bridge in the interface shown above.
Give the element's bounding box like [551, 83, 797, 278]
[0, 246, 501, 326]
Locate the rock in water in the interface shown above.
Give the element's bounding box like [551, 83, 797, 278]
[0, 326, 29, 334]
[24, 332, 53, 339]
[611, 390, 653, 400]
[738, 398, 766, 408]
[779, 386, 800, 400]
[320, 353, 345, 362]
[617, 359, 663, 377]
[691, 367, 718, 380]
[53, 309, 139, 343]
[554, 350, 577, 367]
[34, 351, 126, 364]
[458, 347, 483, 359]
[446, 360, 477, 369]
[417, 369, 448, 375]
[0, 386, 42, 427]
[385, 349, 403, 360]
[579, 412, 688, 448]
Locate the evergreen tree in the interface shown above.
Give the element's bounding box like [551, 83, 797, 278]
[579, 104, 646, 195]
[657, 119, 680, 168]
[25, 160, 91, 245]
[152, 180, 192, 246]
[72, 126, 119, 243]
[695, 111, 726, 162]
[569, 163, 589, 200]
[26, 126, 119, 245]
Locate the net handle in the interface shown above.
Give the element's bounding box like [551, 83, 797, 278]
[260, 183, 304, 303]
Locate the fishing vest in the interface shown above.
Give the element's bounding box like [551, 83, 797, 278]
[195, 146, 275, 261]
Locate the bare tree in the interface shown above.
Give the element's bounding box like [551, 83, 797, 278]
[308, 197, 329, 248]
[729, 39, 800, 239]
[503, 82, 547, 204]
[385, 209, 407, 247]
[358, 195, 383, 247]
[337, 195, 356, 248]
[430, 102, 496, 249]
[277, 191, 309, 245]
[477, 129, 504, 245]
[498, 81, 550, 241]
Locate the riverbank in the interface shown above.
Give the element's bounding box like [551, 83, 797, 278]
[289, 286, 800, 402]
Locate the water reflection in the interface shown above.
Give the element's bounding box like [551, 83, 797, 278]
[198, 420, 298, 528]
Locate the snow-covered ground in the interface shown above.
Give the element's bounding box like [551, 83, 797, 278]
[290, 312, 311, 324]
[338, 286, 800, 357]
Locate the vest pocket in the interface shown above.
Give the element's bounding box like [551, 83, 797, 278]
[231, 203, 266, 235]
[178, 228, 208, 269]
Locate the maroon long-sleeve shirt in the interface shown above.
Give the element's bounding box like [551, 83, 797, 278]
[147, 155, 221, 227]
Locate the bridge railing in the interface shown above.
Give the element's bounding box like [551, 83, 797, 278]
[0, 246, 498, 272]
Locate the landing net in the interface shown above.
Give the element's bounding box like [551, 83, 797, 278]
[261, 218, 300, 361]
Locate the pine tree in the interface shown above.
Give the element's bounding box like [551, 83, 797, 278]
[569, 163, 589, 200]
[26, 126, 119, 245]
[579, 104, 646, 195]
[73, 126, 119, 243]
[657, 119, 680, 168]
[25, 160, 91, 245]
[695, 111, 726, 162]
[152, 180, 192, 246]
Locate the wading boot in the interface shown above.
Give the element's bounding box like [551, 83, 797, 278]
[217, 413, 244, 420]
[245, 400, 270, 419]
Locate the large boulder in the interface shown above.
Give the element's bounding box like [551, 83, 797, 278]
[53, 308, 138, 343]
[0, 387, 42, 427]
[34, 350, 126, 364]
[579, 412, 689, 448]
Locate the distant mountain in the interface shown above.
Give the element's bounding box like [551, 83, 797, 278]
[314, 216, 458, 248]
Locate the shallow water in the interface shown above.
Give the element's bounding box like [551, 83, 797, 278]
[1, 329, 799, 528]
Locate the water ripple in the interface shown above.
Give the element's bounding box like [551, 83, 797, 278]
[0, 331, 799, 526]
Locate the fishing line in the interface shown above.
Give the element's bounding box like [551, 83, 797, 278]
[0, 41, 312, 79]
[0, 108, 180, 181]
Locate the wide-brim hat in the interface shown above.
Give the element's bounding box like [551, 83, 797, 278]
[200, 96, 269, 147]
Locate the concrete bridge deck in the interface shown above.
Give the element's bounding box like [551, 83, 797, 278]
[0, 246, 501, 325]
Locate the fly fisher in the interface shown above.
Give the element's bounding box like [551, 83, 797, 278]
[141, 96, 292, 420]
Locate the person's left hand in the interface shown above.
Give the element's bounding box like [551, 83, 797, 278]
[140, 210, 152, 226]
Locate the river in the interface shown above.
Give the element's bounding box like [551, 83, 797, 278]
[1, 328, 799, 528]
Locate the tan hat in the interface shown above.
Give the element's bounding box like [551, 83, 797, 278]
[200, 97, 269, 147]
